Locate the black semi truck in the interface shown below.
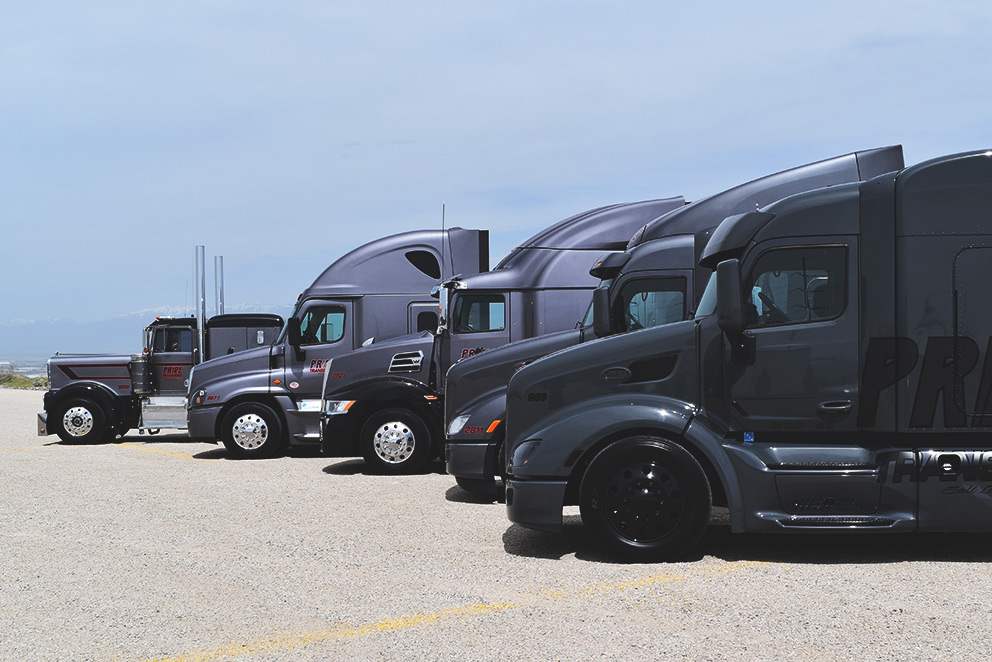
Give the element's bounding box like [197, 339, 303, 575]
[443, 146, 904, 498]
[502, 149, 992, 561]
[318, 197, 687, 473]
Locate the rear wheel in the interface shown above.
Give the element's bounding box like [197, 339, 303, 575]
[221, 402, 285, 459]
[52, 397, 108, 444]
[360, 409, 433, 474]
[580, 436, 710, 561]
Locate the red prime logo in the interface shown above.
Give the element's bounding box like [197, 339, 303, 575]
[161, 366, 184, 379]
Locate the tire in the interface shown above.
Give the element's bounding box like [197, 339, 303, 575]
[359, 408, 433, 474]
[580, 436, 711, 561]
[52, 397, 108, 444]
[220, 402, 285, 459]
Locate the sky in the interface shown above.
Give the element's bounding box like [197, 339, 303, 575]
[2, 1, 991, 339]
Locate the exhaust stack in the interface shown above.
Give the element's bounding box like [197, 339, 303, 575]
[214, 255, 225, 316]
[195, 245, 206, 359]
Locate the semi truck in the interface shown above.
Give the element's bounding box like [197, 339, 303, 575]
[38, 313, 284, 443]
[502, 149, 992, 561]
[319, 197, 687, 473]
[444, 146, 905, 498]
[185, 228, 489, 458]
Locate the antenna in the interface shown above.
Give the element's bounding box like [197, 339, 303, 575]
[440, 201, 446, 283]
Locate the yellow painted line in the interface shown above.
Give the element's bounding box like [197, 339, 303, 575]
[117, 443, 211, 461]
[137, 560, 768, 662]
[0, 447, 45, 452]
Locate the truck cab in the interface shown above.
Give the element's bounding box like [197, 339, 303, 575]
[185, 228, 489, 458]
[444, 146, 905, 498]
[502, 150, 992, 561]
[40, 314, 283, 443]
[318, 197, 687, 473]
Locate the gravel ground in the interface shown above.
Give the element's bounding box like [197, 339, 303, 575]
[3, 386, 992, 661]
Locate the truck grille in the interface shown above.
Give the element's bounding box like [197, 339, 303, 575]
[389, 351, 424, 373]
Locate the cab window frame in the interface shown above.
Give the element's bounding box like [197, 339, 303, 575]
[298, 304, 347, 345]
[743, 244, 848, 330]
[451, 292, 506, 335]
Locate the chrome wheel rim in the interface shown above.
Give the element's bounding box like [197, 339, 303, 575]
[62, 406, 94, 438]
[372, 421, 415, 464]
[231, 413, 268, 450]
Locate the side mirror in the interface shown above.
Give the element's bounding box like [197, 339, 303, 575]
[717, 259, 746, 335]
[287, 317, 302, 347]
[592, 287, 612, 338]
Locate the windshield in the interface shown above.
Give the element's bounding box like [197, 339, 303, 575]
[695, 272, 717, 317]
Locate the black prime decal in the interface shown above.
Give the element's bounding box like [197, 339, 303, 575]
[859, 336, 992, 428]
[879, 449, 992, 486]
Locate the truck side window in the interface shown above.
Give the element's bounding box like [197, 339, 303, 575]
[154, 328, 193, 352]
[746, 246, 846, 327]
[299, 306, 346, 345]
[452, 294, 505, 334]
[613, 277, 686, 332]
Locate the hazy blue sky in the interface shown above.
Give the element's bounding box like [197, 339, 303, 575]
[2, 1, 990, 331]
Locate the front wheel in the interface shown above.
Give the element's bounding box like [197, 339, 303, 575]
[359, 409, 433, 474]
[580, 436, 711, 561]
[52, 397, 109, 444]
[221, 402, 285, 459]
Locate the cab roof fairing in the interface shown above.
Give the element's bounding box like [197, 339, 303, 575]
[634, 145, 904, 247]
[699, 182, 864, 269]
[495, 197, 686, 267]
[300, 228, 488, 300]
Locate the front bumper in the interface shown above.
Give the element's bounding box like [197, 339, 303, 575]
[504, 478, 568, 532]
[319, 412, 360, 455]
[186, 406, 222, 442]
[445, 440, 494, 482]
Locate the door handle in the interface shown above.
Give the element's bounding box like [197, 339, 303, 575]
[817, 400, 852, 413]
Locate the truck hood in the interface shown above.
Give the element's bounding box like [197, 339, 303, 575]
[188, 344, 272, 389]
[323, 332, 436, 397]
[506, 319, 700, 446]
[445, 328, 584, 420]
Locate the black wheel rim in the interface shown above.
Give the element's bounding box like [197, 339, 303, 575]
[603, 460, 684, 542]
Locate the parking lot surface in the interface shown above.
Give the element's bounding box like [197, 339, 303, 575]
[3, 387, 992, 661]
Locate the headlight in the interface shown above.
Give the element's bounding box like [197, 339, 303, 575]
[324, 400, 356, 415]
[510, 439, 542, 469]
[447, 414, 470, 436]
[189, 388, 207, 408]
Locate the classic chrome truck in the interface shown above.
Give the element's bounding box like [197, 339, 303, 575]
[39, 313, 283, 443]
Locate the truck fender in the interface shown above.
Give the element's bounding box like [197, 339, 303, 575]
[331, 379, 442, 446]
[511, 395, 694, 480]
[45, 381, 133, 430]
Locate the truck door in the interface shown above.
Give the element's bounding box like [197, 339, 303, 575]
[284, 302, 352, 400]
[726, 241, 859, 433]
[150, 326, 194, 396]
[441, 291, 510, 378]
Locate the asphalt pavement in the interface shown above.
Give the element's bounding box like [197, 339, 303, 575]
[3, 387, 991, 661]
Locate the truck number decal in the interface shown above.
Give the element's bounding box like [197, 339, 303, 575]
[528, 392, 548, 402]
[309, 359, 329, 373]
[161, 365, 184, 379]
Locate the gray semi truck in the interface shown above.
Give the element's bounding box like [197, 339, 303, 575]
[318, 197, 688, 473]
[185, 228, 489, 458]
[502, 149, 992, 561]
[444, 146, 905, 498]
[39, 313, 284, 443]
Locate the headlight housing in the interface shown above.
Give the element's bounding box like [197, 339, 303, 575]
[510, 439, 542, 470]
[188, 388, 207, 408]
[447, 414, 471, 436]
[324, 400, 356, 415]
